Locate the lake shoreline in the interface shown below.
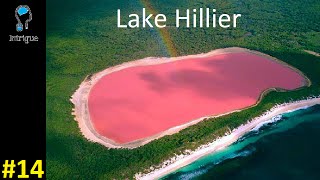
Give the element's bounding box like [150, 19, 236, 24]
[70, 47, 309, 149]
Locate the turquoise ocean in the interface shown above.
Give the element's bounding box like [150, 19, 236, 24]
[163, 104, 320, 180]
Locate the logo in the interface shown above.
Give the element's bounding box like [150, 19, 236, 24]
[15, 5, 32, 32]
[9, 5, 38, 44]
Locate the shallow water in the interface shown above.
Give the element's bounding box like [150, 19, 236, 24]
[163, 104, 320, 180]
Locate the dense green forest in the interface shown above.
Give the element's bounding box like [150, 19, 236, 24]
[46, 0, 320, 179]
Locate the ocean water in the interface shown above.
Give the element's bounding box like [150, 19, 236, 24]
[163, 104, 320, 180]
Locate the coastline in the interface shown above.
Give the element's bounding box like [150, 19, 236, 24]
[70, 47, 310, 149]
[304, 50, 320, 57]
[136, 97, 320, 180]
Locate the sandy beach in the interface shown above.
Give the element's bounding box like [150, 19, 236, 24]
[136, 97, 320, 179]
[70, 47, 309, 149]
[304, 50, 320, 57]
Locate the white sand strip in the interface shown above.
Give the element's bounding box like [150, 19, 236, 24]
[304, 50, 320, 57]
[136, 97, 320, 180]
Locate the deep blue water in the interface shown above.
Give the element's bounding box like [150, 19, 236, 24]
[163, 104, 320, 180]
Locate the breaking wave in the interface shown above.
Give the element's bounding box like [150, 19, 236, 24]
[165, 147, 256, 180]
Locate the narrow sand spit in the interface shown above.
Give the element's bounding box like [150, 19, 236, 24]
[70, 47, 310, 149]
[136, 97, 320, 180]
[304, 50, 320, 57]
